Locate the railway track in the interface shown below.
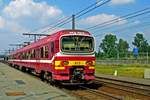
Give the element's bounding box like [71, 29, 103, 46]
[78, 85, 123, 100]
[95, 76, 150, 98]
[5, 63, 150, 100]
[5, 64, 123, 100]
[59, 83, 124, 100]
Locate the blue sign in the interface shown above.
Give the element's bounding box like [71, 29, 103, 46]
[133, 48, 138, 59]
[133, 48, 139, 55]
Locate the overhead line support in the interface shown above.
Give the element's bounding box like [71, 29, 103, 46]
[72, 15, 75, 30]
[23, 33, 50, 42]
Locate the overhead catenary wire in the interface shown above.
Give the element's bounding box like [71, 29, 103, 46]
[42, 17, 73, 33]
[86, 7, 150, 31]
[75, 0, 111, 18]
[41, 16, 73, 33]
[31, 0, 108, 33]
[40, 0, 111, 33]
[46, 2, 150, 34]
[15, 0, 110, 50]
[112, 22, 150, 33]
[94, 10, 150, 36]
[75, 0, 104, 16]
[29, 16, 72, 34]
[94, 20, 150, 37]
[92, 10, 150, 33]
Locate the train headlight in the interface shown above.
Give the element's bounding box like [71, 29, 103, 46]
[55, 61, 66, 70]
[61, 61, 69, 66]
[86, 61, 94, 66]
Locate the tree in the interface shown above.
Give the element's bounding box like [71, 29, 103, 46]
[99, 34, 117, 58]
[96, 48, 105, 59]
[117, 39, 129, 57]
[132, 33, 149, 53]
[148, 45, 150, 56]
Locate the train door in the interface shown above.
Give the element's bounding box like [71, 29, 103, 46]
[49, 41, 55, 74]
[35, 48, 41, 73]
[50, 42, 54, 59]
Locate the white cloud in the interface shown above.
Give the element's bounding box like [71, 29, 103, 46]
[111, 0, 135, 5]
[0, 0, 63, 33]
[0, 16, 5, 29]
[0, 15, 28, 33]
[7, 21, 28, 33]
[0, 0, 64, 52]
[79, 13, 127, 27]
[3, 0, 62, 20]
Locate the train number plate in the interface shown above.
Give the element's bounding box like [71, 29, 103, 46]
[74, 61, 81, 65]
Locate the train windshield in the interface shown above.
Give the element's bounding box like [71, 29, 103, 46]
[61, 36, 94, 53]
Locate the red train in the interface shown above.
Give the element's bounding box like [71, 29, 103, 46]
[8, 30, 95, 84]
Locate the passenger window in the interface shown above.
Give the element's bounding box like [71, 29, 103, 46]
[25, 52, 28, 59]
[28, 51, 31, 59]
[40, 47, 44, 58]
[45, 46, 49, 58]
[33, 49, 36, 58]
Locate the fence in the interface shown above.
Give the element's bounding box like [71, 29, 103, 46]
[96, 52, 150, 65]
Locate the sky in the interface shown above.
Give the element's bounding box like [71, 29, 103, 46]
[0, 0, 150, 54]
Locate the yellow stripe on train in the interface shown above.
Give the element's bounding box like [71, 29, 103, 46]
[55, 67, 65, 70]
[55, 61, 95, 66]
[55, 61, 86, 66]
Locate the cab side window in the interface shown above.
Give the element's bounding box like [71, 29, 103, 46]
[51, 42, 54, 53]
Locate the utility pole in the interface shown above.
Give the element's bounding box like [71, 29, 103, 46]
[23, 33, 50, 42]
[72, 14, 75, 30]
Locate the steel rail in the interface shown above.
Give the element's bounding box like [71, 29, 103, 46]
[78, 85, 123, 100]
[95, 76, 150, 97]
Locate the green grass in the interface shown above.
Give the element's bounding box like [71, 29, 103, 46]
[95, 64, 150, 78]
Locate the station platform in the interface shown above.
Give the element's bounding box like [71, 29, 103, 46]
[0, 63, 76, 100]
[96, 73, 150, 86]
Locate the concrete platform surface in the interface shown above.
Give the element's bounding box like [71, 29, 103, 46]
[0, 63, 76, 100]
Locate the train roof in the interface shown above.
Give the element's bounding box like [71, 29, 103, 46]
[10, 29, 92, 55]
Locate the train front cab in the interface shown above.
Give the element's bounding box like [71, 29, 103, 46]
[53, 34, 95, 84]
